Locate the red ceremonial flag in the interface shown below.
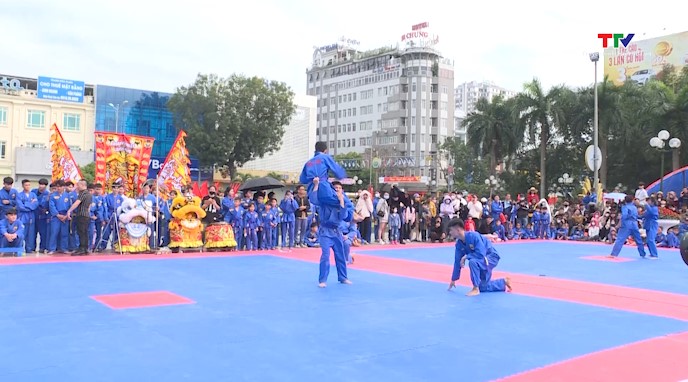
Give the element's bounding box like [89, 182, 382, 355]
[50, 123, 83, 182]
[156, 130, 191, 198]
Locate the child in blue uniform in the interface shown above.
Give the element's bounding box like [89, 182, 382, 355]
[306, 223, 319, 247]
[299, 141, 347, 207]
[261, 203, 277, 250]
[447, 218, 512, 297]
[225, 197, 245, 250]
[280, 191, 298, 250]
[243, 203, 260, 251]
[0, 208, 25, 250]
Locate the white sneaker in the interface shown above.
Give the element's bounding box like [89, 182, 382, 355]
[340, 279, 352, 285]
[318, 282, 327, 288]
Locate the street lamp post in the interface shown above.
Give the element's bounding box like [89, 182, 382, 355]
[557, 173, 574, 199]
[649, 130, 682, 193]
[484, 175, 500, 197]
[108, 100, 129, 133]
[589, 52, 600, 193]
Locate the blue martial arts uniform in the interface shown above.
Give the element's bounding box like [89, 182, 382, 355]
[92, 194, 106, 250]
[641, 203, 659, 258]
[538, 212, 551, 238]
[48, 191, 70, 252]
[16, 190, 38, 252]
[610, 202, 646, 257]
[33, 188, 51, 252]
[451, 231, 507, 293]
[532, 211, 541, 238]
[299, 152, 347, 207]
[311, 189, 353, 283]
[0, 218, 25, 249]
[490, 200, 503, 221]
[0, 187, 18, 221]
[99, 193, 124, 250]
[261, 209, 277, 250]
[243, 210, 260, 250]
[88, 199, 99, 250]
[269, 207, 280, 248]
[225, 204, 244, 249]
[280, 197, 298, 248]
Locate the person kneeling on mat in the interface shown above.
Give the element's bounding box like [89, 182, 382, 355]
[447, 218, 512, 297]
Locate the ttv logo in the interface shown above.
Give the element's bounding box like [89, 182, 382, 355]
[598, 33, 635, 48]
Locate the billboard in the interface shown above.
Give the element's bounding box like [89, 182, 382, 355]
[37, 76, 85, 103]
[603, 31, 688, 86]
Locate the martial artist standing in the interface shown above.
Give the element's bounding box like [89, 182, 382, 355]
[32, 178, 51, 253]
[447, 218, 512, 297]
[16, 179, 38, 253]
[0, 177, 18, 221]
[639, 196, 659, 259]
[607, 195, 646, 258]
[311, 178, 354, 288]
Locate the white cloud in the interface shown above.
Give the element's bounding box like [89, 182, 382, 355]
[1, 0, 686, 95]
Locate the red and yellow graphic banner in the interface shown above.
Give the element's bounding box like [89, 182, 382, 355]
[94, 132, 155, 196]
[50, 123, 83, 182]
[156, 130, 191, 198]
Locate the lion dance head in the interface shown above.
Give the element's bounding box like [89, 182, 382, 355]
[168, 195, 206, 248]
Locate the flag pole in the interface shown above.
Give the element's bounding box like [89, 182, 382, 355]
[155, 177, 160, 252]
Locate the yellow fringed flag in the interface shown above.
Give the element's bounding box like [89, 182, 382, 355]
[156, 130, 191, 198]
[50, 123, 83, 182]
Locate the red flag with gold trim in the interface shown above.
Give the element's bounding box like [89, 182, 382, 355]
[94, 132, 154, 197]
[50, 123, 83, 182]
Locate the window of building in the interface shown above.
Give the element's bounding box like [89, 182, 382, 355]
[440, 118, 447, 128]
[338, 125, 342, 133]
[352, 108, 356, 116]
[411, 116, 416, 126]
[338, 110, 342, 118]
[62, 113, 81, 132]
[27, 142, 47, 149]
[329, 141, 335, 149]
[338, 96, 342, 103]
[352, 123, 356, 131]
[27, 110, 45, 129]
[411, 134, 416, 143]
[68, 145, 81, 151]
[0, 107, 7, 126]
[0, 141, 5, 159]
[330, 111, 335, 119]
[348, 109, 352, 117]
[367, 105, 373, 114]
[412, 83, 417, 92]
[351, 93, 355, 101]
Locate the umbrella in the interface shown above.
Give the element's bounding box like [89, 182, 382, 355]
[681, 234, 688, 267]
[603, 192, 626, 202]
[239, 176, 285, 192]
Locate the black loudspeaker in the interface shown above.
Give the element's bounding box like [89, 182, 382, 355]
[681, 234, 688, 267]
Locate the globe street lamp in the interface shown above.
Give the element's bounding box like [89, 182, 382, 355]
[557, 173, 575, 198]
[649, 130, 681, 193]
[484, 175, 501, 197]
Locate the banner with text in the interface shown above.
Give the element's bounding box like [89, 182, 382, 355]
[49, 123, 83, 182]
[94, 132, 155, 196]
[604, 31, 688, 86]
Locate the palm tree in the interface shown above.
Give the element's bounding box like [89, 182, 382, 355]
[515, 78, 569, 196]
[266, 171, 284, 181]
[643, 80, 688, 169]
[464, 95, 522, 174]
[232, 172, 254, 183]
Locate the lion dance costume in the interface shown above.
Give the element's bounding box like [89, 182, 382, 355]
[115, 197, 156, 253]
[168, 195, 206, 250]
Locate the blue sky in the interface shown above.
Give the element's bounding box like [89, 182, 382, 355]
[2, 0, 685, 94]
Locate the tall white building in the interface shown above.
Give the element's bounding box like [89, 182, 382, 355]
[306, 34, 455, 185]
[455, 81, 517, 115]
[239, 94, 317, 180]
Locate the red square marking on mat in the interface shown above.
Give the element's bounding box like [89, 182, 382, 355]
[91, 291, 195, 310]
[580, 255, 636, 262]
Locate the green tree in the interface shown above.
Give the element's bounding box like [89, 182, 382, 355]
[168, 74, 296, 179]
[464, 95, 522, 173]
[79, 162, 95, 184]
[232, 172, 254, 183]
[441, 137, 490, 195]
[515, 79, 570, 197]
[266, 171, 285, 181]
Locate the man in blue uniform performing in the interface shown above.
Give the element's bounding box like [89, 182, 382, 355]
[299, 141, 347, 207]
[447, 218, 512, 297]
[607, 195, 646, 259]
[311, 178, 354, 288]
[639, 197, 659, 259]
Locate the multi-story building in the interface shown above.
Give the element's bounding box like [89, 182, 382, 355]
[454, 81, 517, 115]
[238, 94, 317, 182]
[306, 37, 455, 187]
[454, 114, 467, 144]
[0, 74, 96, 182]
